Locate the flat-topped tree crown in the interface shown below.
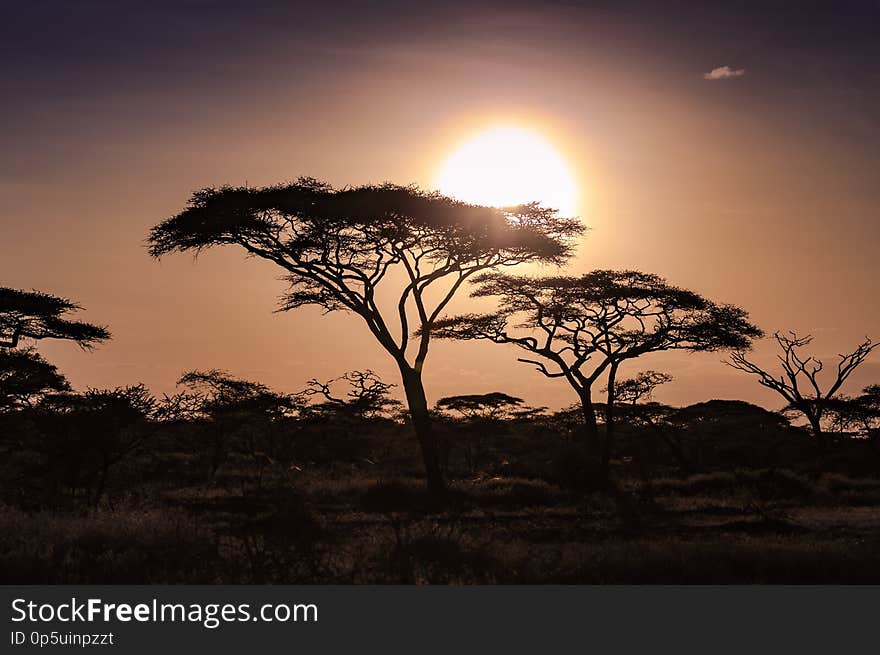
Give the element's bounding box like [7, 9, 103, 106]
[430, 269, 761, 485]
[148, 180, 580, 358]
[435, 392, 526, 421]
[0, 348, 71, 410]
[436, 270, 760, 359]
[148, 178, 583, 498]
[0, 288, 110, 349]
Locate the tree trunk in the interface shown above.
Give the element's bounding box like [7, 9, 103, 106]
[577, 388, 608, 489]
[398, 362, 446, 500]
[808, 414, 827, 460]
[578, 388, 600, 455]
[601, 363, 619, 484]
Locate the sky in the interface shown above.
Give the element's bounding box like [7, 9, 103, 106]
[2, 0, 879, 411]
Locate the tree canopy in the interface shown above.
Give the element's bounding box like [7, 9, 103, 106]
[435, 392, 526, 421]
[299, 370, 402, 419]
[430, 269, 761, 484]
[148, 178, 583, 496]
[824, 384, 880, 439]
[608, 370, 673, 406]
[431, 270, 762, 395]
[148, 180, 581, 366]
[0, 287, 110, 349]
[0, 348, 70, 410]
[160, 369, 300, 422]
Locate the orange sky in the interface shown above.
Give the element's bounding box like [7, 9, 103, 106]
[2, 1, 879, 411]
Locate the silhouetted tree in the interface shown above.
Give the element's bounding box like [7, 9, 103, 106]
[161, 370, 301, 476]
[431, 270, 761, 484]
[727, 332, 877, 453]
[601, 371, 687, 476]
[300, 370, 402, 419]
[0, 287, 109, 349]
[669, 399, 805, 469]
[434, 391, 529, 474]
[37, 385, 155, 506]
[609, 370, 673, 406]
[435, 392, 525, 421]
[0, 348, 70, 410]
[167, 369, 299, 420]
[603, 370, 674, 468]
[824, 384, 880, 444]
[148, 179, 581, 497]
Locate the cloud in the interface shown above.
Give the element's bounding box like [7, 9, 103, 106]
[703, 65, 746, 80]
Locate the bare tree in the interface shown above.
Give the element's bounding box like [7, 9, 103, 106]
[727, 331, 877, 453]
[431, 270, 761, 484]
[0, 287, 109, 349]
[300, 370, 402, 418]
[148, 179, 581, 497]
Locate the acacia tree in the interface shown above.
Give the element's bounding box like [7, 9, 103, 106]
[435, 392, 529, 474]
[431, 270, 761, 483]
[0, 348, 71, 410]
[727, 331, 877, 453]
[160, 369, 301, 476]
[37, 385, 155, 506]
[300, 370, 402, 419]
[0, 287, 109, 349]
[435, 392, 526, 421]
[608, 370, 673, 407]
[148, 179, 581, 496]
[825, 385, 880, 443]
[600, 370, 692, 474]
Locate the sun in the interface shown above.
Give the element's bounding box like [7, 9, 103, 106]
[435, 126, 578, 216]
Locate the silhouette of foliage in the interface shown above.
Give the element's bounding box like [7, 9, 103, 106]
[148, 179, 583, 497]
[434, 392, 531, 474]
[35, 385, 155, 506]
[163, 369, 301, 421]
[431, 270, 762, 482]
[727, 332, 877, 453]
[435, 392, 526, 421]
[0, 287, 109, 349]
[300, 370, 402, 419]
[608, 370, 673, 406]
[159, 370, 302, 476]
[825, 385, 880, 440]
[667, 400, 808, 469]
[0, 348, 70, 410]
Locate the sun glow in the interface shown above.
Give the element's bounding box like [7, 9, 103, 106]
[435, 126, 578, 216]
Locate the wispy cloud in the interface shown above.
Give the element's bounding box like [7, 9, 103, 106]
[703, 65, 746, 80]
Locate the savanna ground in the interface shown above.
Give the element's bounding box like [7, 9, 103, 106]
[3, 398, 880, 585]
